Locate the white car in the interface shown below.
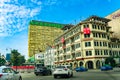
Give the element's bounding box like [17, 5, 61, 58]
[0, 66, 22, 80]
[53, 65, 73, 78]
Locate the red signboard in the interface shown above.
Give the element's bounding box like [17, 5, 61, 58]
[112, 13, 120, 19]
[86, 28, 90, 34]
[61, 37, 65, 43]
[83, 28, 90, 34]
[83, 28, 87, 34]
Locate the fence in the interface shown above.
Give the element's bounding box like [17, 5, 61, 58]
[11, 66, 35, 73]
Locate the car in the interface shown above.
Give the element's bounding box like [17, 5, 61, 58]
[75, 66, 88, 72]
[101, 65, 113, 71]
[52, 65, 73, 78]
[116, 64, 120, 68]
[34, 66, 52, 76]
[0, 66, 22, 80]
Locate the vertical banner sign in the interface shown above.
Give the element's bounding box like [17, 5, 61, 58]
[83, 28, 87, 34]
[86, 28, 90, 34]
[61, 37, 65, 43]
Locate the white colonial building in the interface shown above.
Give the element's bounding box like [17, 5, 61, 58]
[54, 16, 120, 69]
[44, 47, 55, 69]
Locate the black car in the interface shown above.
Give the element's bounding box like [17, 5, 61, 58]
[34, 66, 52, 76]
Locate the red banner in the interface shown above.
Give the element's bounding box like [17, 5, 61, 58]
[61, 37, 65, 43]
[83, 28, 90, 34]
[11, 66, 35, 69]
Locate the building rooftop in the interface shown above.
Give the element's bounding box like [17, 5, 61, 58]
[83, 15, 111, 22]
[61, 24, 74, 30]
[110, 37, 120, 43]
[29, 20, 66, 28]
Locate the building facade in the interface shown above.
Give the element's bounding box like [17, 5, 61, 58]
[54, 16, 120, 69]
[106, 9, 120, 38]
[28, 20, 64, 57]
[44, 46, 55, 69]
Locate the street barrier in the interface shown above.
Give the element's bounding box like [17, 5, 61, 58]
[11, 66, 35, 73]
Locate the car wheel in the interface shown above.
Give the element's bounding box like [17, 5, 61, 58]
[71, 72, 73, 77]
[47, 71, 52, 75]
[67, 73, 70, 78]
[35, 74, 39, 76]
[19, 77, 22, 80]
[54, 75, 57, 78]
[49, 71, 52, 75]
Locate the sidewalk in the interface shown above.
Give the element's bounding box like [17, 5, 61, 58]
[88, 69, 100, 72]
[113, 67, 120, 72]
[87, 68, 120, 72]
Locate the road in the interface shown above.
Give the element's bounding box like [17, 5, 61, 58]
[21, 70, 120, 80]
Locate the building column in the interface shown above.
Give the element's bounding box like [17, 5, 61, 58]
[93, 60, 96, 69]
[83, 61, 86, 68]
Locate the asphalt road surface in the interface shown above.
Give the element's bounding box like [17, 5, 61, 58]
[21, 70, 120, 80]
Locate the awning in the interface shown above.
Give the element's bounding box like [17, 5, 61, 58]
[29, 55, 35, 62]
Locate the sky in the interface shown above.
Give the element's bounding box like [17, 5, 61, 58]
[0, 0, 120, 59]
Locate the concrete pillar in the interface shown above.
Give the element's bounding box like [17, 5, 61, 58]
[83, 61, 87, 68]
[93, 60, 96, 69]
[100, 60, 103, 67]
[77, 61, 79, 67]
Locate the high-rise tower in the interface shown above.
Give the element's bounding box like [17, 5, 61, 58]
[28, 20, 65, 57]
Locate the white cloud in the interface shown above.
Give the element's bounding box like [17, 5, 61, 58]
[0, 0, 41, 37]
[46, 0, 57, 5]
[31, 0, 58, 6]
[44, 0, 58, 6]
[0, 0, 11, 3]
[31, 0, 42, 5]
[30, 8, 41, 17]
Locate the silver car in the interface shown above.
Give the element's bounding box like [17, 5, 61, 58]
[0, 66, 22, 80]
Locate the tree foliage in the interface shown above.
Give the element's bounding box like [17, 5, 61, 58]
[27, 59, 32, 63]
[105, 57, 116, 67]
[18, 55, 26, 65]
[0, 57, 6, 66]
[10, 49, 25, 66]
